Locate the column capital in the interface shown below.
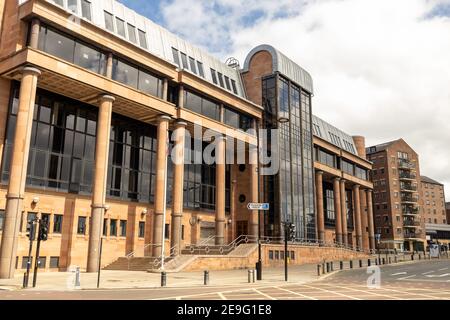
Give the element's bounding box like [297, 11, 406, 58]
[216, 135, 227, 142]
[366, 188, 373, 194]
[175, 121, 188, 127]
[22, 66, 41, 77]
[158, 114, 172, 122]
[99, 94, 115, 103]
[333, 177, 341, 182]
[315, 170, 324, 176]
[353, 184, 361, 190]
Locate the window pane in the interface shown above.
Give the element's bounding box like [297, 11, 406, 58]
[138, 30, 148, 49]
[104, 11, 114, 32]
[189, 57, 197, 74]
[127, 24, 137, 43]
[0, 210, 4, 231]
[74, 42, 101, 73]
[81, 0, 92, 20]
[138, 70, 162, 97]
[180, 52, 188, 69]
[224, 108, 239, 128]
[68, 0, 77, 13]
[43, 28, 75, 63]
[116, 18, 126, 37]
[172, 48, 180, 67]
[210, 69, 217, 84]
[197, 62, 204, 77]
[231, 79, 238, 94]
[224, 76, 231, 90]
[112, 59, 138, 88]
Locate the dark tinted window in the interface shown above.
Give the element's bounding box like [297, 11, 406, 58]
[77, 216, 86, 235]
[0, 210, 4, 231]
[184, 90, 220, 121]
[104, 11, 114, 32]
[217, 72, 224, 87]
[81, 0, 92, 20]
[53, 214, 63, 233]
[138, 69, 163, 98]
[172, 48, 180, 67]
[74, 42, 106, 74]
[138, 30, 148, 49]
[127, 24, 137, 43]
[116, 18, 126, 37]
[180, 52, 189, 69]
[197, 62, 204, 77]
[38, 27, 75, 62]
[210, 69, 218, 84]
[189, 57, 197, 74]
[112, 58, 138, 88]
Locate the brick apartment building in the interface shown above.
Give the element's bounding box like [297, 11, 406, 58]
[0, 0, 374, 278]
[366, 139, 425, 252]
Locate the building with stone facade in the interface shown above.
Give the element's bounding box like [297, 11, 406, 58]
[420, 176, 449, 248]
[0, 0, 374, 278]
[366, 139, 426, 252]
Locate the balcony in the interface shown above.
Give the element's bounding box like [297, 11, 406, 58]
[401, 193, 418, 203]
[403, 220, 420, 228]
[399, 171, 416, 180]
[398, 159, 414, 170]
[404, 232, 419, 239]
[402, 206, 419, 215]
[400, 183, 417, 192]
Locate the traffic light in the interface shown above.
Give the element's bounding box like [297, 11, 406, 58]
[288, 223, 296, 241]
[26, 221, 36, 241]
[39, 221, 49, 241]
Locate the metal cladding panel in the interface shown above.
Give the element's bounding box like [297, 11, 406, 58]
[312, 114, 357, 155]
[242, 44, 314, 94]
[43, 0, 246, 98]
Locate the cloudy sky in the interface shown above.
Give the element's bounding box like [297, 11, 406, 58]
[119, 0, 450, 199]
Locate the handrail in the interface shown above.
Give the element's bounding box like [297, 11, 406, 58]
[152, 244, 180, 269]
[126, 243, 157, 259]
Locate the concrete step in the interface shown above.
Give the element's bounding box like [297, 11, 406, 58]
[104, 257, 170, 271]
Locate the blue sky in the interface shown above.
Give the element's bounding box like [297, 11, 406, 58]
[117, 0, 164, 23]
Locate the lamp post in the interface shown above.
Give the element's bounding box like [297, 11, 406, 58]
[375, 233, 381, 264]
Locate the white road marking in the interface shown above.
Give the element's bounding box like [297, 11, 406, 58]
[301, 284, 361, 300]
[275, 286, 317, 300]
[438, 268, 449, 271]
[426, 273, 450, 278]
[252, 288, 276, 300]
[322, 284, 402, 300]
[422, 270, 435, 275]
[391, 272, 407, 276]
[397, 274, 416, 280]
[381, 287, 445, 300]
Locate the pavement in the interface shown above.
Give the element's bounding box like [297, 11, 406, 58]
[0, 257, 449, 300]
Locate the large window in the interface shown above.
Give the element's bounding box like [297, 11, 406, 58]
[38, 24, 107, 76]
[184, 90, 220, 121]
[183, 140, 230, 211]
[355, 166, 368, 180]
[127, 24, 137, 43]
[318, 149, 336, 168]
[341, 159, 354, 175]
[224, 107, 253, 131]
[112, 58, 163, 98]
[107, 114, 160, 202]
[1, 86, 97, 194]
[324, 187, 335, 225]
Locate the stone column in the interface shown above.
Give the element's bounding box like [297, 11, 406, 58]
[340, 179, 348, 247]
[178, 85, 184, 108]
[106, 53, 113, 78]
[86, 95, 114, 273]
[366, 189, 375, 251]
[170, 121, 187, 255]
[29, 18, 41, 49]
[0, 66, 41, 279]
[249, 143, 259, 237]
[152, 115, 171, 257]
[215, 136, 226, 245]
[315, 171, 325, 243]
[353, 184, 363, 250]
[333, 178, 342, 244]
[162, 78, 169, 101]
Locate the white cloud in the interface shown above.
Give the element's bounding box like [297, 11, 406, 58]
[160, 0, 450, 200]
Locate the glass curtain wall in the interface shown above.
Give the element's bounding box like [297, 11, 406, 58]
[262, 74, 315, 240]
